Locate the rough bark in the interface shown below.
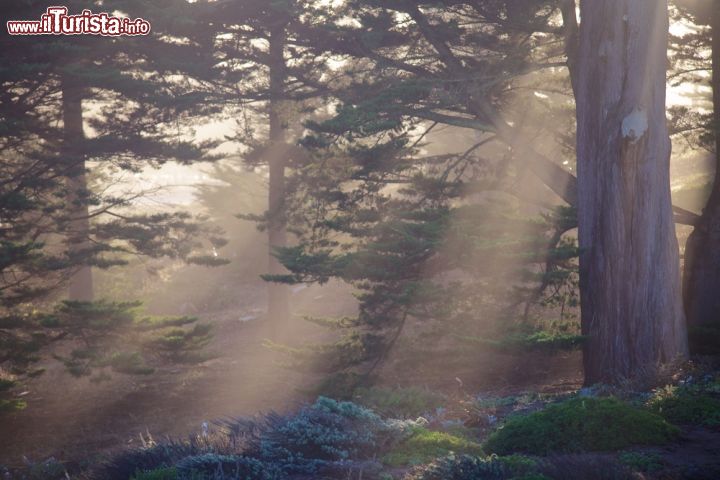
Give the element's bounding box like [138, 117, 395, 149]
[682, 7, 720, 334]
[576, 0, 687, 384]
[266, 24, 290, 331]
[62, 75, 94, 302]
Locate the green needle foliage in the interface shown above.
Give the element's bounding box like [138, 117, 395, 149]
[257, 0, 583, 393]
[1, 300, 214, 410]
[0, 0, 228, 414]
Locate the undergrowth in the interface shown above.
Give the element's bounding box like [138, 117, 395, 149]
[647, 382, 720, 426]
[403, 454, 545, 480]
[382, 427, 483, 467]
[484, 397, 679, 455]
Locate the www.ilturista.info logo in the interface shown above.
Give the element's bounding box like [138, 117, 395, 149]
[7, 6, 151, 36]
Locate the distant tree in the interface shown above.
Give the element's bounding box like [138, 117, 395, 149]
[199, 0, 331, 333]
[575, 0, 687, 383]
[0, 0, 226, 412]
[0, 0, 225, 303]
[673, 1, 720, 340]
[0, 299, 214, 413]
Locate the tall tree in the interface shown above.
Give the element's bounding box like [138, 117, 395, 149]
[575, 0, 687, 383]
[62, 72, 94, 301]
[0, 0, 226, 411]
[0, 1, 224, 301]
[205, 0, 329, 332]
[266, 20, 291, 328]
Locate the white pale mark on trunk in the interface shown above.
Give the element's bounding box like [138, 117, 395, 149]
[621, 108, 648, 142]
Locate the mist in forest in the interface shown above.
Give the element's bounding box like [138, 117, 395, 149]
[1, 1, 720, 478]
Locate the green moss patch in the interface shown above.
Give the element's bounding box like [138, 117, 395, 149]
[647, 385, 720, 427]
[383, 427, 484, 467]
[618, 452, 664, 473]
[484, 398, 679, 455]
[131, 468, 178, 480]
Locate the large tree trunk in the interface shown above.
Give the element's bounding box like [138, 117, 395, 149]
[266, 24, 290, 332]
[62, 75, 94, 302]
[576, 0, 687, 384]
[682, 7, 720, 336]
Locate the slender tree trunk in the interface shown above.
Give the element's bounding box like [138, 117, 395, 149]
[576, 0, 687, 384]
[682, 9, 720, 335]
[62, 75, 94, 302]
[266, 24, 290, 332]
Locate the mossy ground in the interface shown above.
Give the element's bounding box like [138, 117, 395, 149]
[647, 384, 720, 426]
[382, 427, 484, 467]
[131, 468, 178, 480]
[8, 370, 720, 479]
[484, 397, 679, 455]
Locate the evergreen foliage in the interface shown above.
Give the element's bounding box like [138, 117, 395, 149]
[100, 440, 214, 480]
[403, 454, 543, 480]
[0, 0, 227, 412]
[261, 0, 583, 389]
[0, 2, 718, 477]
[0, 300, 213, 409]
[0, 0, 224, 300]
[173, 454, 276, 480]
[222, 396, 402, 476]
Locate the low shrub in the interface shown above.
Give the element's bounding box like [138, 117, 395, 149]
[617, 451, 664, 473]
[382, 427, 483, 467]
[96, 441, 214, 480]
[9, 458, 68, 480]
[221, 397, 406, 476]
[484, 398, 679, 455]
[403, 454, 544, 480]
[647, 385, 720, 426]
[106, 398, 404, 479]
[537, 455, 636, 480]
[175, 454, 278, 479]
[131, 467, 179, 480]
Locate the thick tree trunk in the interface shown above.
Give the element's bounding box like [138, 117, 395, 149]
[62, 75, 94, 302]
[682, 9, 720, 335]
[576, 0, 687, 384]
[266, 24, 290, 332]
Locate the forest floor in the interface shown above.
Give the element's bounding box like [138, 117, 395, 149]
[0, 304, 306, 466]
[0, 281, 585, 468]
[6, 281, 719, 480]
